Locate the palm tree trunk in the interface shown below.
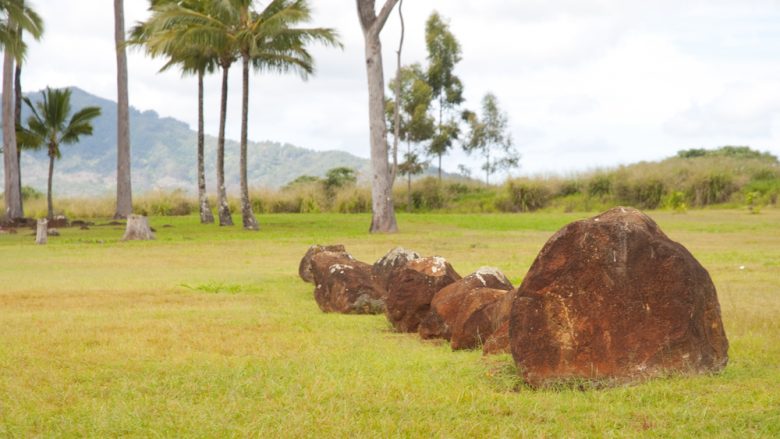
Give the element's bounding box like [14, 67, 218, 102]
[239, 54, 259, 231]
[114, 0, 133, 219]
[47, 152, 54, 220]
[197, 70, 214, 224]
[2, 47, 23, 219]
[216, 64, 233, 226]
[15, 60, 23, 211]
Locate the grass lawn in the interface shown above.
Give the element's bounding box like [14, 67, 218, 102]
[1, 209, 779, 437]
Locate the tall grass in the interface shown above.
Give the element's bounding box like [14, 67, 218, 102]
[7, 149, 778, 219]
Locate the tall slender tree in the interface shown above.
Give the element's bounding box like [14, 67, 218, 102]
[19, 88, 101, 220]
[149, 0, 339, 229]
[114, 0, 133, 219]
[129, 0, 216, 224]
[1, 0, 42, 219]
[425, 11, 463, 182]
[233, 0, 339, 230]
[151, 1, 237, 226]
[386, 63, 434, 210]
[356, 0, 400, 233]
[463, 93, 519, 185]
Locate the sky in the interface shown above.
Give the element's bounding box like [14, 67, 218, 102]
[21, 0, 780, 179]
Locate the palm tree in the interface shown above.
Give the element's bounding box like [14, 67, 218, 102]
[233, 0, 340, 230]
[148, 0, 340, 230]
[129, 0, 216, 224]
[1, 0, 43, 219]
[149, 1, 237, 226]
[114, 0, 133, 219]
[18, 87, 101, 220]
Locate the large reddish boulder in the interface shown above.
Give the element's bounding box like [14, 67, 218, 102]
[372, 247, 420, 295]
[510, 207, 729, 387]
[299, 244, 346, 283]
[385, 256, 461, 332]
[419, 267, 513, 348]
[310, 251, 384, 314]
[483, 321, 510, 355]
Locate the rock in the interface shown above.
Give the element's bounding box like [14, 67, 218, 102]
[372, 247, 421, 294]
[299, 244, 346, 283]
[419, 267, 513, 343]
[80, 225, 90, 230]
[509, 207, 729, 387]
[0, 217, 35, 228]
[385, 256, 461, 332]
[483, 321, 510, 355]
[310, 251, 384, 314]
[47, 228, 60, 236]
[48, 215, 69, 228]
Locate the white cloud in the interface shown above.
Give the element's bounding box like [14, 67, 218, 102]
[17, 0, 780, 180]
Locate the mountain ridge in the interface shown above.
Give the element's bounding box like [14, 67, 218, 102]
[0, 86, 377, 196]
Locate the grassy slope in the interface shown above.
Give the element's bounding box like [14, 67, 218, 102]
[0, 211, 779, 437]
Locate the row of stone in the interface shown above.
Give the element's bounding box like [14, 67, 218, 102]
[299, 207, 730, 387]
[299, 245, 514, 354]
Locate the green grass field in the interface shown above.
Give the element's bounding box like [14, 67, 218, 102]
[1, 210, 779, 437]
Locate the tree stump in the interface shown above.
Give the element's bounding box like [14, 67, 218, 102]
[35, 219, 48, 245]
[122, 214, 155, 241]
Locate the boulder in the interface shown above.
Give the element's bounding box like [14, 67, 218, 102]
[372, 247, 421, 294]
[510, 207, 729, 387]
[310, 251, 384, 314]
[483, 321, 510, 355]
[385, 256, 460, 332]
[419, 267, 513, 344]
[299, 244, 346, 283]
[48, 215, 69, 228]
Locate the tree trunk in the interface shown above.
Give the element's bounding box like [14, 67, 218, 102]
[407, 173, 412, 212]
[197, 70, 214, 224]
[486, 148, 490, 186]
[35, 218, 47, 245]
[14, 60, 22, 210]
[47, 152, 54, 220]
[239, 54, 259, 231]
[357, 0, 400, 233]
[114, 0, 133, 219]
[216, 64, 233, 226]
[437, 94, 443, 183]
[2, 47, 23, 219]
[122, 214, 155, 240]
[390, 0, 404, 182]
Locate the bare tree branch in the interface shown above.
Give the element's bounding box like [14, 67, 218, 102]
[373, 0, 400, 35]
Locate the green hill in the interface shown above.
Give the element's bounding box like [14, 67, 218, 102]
[1, 87, 374, 196]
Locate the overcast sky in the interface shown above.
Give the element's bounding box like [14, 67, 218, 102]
[21, 0, 780, 178]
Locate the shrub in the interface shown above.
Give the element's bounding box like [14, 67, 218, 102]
[334, 188, 371, 213]
[495, 180, 551, 212]
[664, 191, 688, 213]
[615, 178, 666, 209]
[410, 177, 446, 211]
[587, 174, 612, 198]
[21, 186, 43, 201]
[687, 173, 736, 206]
